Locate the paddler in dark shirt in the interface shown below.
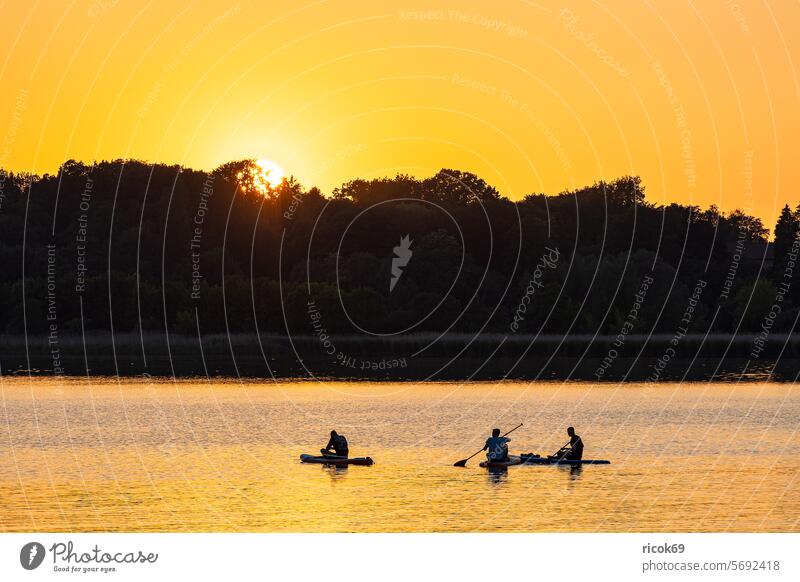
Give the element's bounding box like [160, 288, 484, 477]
[553, 426, 583, 461]
[321, 430, 349, 458]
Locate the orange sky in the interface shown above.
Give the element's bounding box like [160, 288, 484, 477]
[1, 0, 799, 228]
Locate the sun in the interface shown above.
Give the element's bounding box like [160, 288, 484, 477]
[232, 158, 286, 195]
[255, 158, 284, 188]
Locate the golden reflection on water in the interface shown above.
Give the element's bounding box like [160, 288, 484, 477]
[0, 378, 798, 532]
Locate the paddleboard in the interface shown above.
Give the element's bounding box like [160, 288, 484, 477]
[520, 454, 610, 465]
[300, 454, 374, 466]
[479, 455, 525, 468]
[479, 454, 611, 468]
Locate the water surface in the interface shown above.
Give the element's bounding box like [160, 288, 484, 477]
[1, 378, 797, 532]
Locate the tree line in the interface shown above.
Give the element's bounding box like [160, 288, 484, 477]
[0, 159, 798, 340]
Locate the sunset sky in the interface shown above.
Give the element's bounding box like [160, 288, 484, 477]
[1, 0, 798, 227]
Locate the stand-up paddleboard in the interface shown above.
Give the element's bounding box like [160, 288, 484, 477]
[300, 454, 374, 466]
[520, 453, 610, 465]
[479, 454, 610, 468]
[479, 455, 526, 468]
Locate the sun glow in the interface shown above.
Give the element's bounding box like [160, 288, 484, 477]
[256, 159, 284, 188]
[3, 1, 799, 226]
[235, 158, 285, 195]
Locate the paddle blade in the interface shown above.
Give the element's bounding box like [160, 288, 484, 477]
[453, 459, 468, 467]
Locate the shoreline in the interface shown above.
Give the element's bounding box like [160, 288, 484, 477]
[1, 331, 797, 382]
[4, 330, 799, 354]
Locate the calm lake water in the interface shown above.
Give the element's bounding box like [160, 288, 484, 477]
[1, 378, 798, 532]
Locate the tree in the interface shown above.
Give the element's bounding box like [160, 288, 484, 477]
[213, 159, 275, 196]
[773, 204, 798, 266]
[605, 175, 645, 208]
[420, 169, 500, 204]
[727, 209, 768, 241]
[332, 175, 417, 205]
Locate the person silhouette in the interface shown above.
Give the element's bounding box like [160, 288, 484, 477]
[483, 428, 510, 462]
[321, 430, 349, 458]
[553, 426, 583, 461]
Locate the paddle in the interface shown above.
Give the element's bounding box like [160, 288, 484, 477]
[453, 423, 523, 467]
[550, 437, 584, 462]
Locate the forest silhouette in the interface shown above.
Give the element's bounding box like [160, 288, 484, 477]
[1, 159, 799, 347]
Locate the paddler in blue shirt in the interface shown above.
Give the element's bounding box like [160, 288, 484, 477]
[483, 428, 511, 462]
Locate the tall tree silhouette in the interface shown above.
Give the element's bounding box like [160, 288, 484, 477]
[773, 204, 798, 267]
